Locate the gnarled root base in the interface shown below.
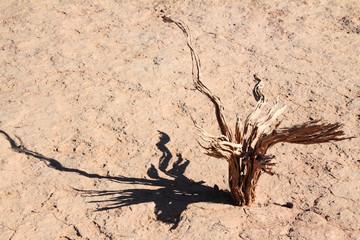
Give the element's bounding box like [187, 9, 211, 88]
[228, 156, 262, 206]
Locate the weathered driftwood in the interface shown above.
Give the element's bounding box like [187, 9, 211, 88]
[163, 16, 352, 206]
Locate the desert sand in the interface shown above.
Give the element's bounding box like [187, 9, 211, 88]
[0, 0, 359, 239]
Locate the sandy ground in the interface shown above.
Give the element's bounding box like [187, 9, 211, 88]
[1, 0, 359, 239]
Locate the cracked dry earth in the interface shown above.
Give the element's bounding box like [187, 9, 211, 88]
[0, 0, 359, 239]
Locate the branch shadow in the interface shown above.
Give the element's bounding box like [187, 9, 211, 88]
[0, 130, 232, 229]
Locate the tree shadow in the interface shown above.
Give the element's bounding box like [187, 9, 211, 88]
[0, 130, 232, 229]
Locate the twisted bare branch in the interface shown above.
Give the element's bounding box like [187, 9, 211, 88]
[163, 16, 233, 141]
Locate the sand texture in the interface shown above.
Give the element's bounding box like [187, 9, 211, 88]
[1, 0, 359, 239]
